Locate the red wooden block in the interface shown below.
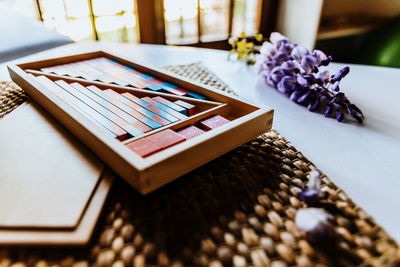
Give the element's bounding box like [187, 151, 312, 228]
[145, 78, 164, 85]
[176, 126, 205, 139]
[167, 88, 190, 96]
[145, 129, 185, 149]
[149, 115, 170, 126]
[174, 100, 195, 116]
[126, 138, 162, 157]
[199, 115, 230, 130]
[141, 96, 158, 105]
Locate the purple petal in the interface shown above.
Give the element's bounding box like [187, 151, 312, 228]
[291, 46, 309, 61]
[316, 70, 330, 82]
[297, 75, 309, 87]
[275, 51, 289, 62]
[281, 60, 299, 71]
[290, 90, 303, 102]
[336, 110, 344, 122]
[270, 32, 288, 45]
[260, 42, 277, 56]
[312, 50, 327, 65]
[297, 90, 312, 104]
[277, 76, 297, 94]
[307, 98, 319, 111]
[331, 66, 350, 82]
[324, 105, 332, 117]
[301, 55, 318, 74]
[295, 208, 333, 243]
[332, 81, 340, 91]
[321, 55, 332, 66]
[350, 104, 363, 115]
[268, 66, 284, 85]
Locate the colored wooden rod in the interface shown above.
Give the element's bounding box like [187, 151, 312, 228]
[35, 76, 128, 140]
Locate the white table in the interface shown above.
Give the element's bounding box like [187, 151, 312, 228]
[1, 42, 400, 243]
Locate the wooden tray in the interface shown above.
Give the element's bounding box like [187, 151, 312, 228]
[8, 51, 274, 194]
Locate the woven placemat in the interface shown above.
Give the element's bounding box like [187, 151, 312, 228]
[1, 64, 400, 267]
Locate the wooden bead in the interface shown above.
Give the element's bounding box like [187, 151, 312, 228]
[271, 260, 288, 267]
[100, 228, 116, 247]
[121, 224, 135, 241]
[280, 232, 297, 249]
[268, 211, 283, 227]
[298, 240, 314, 256]
[224, 232, 237, 247]
[217, 246, 233, 264]
[259, 237, 275, 255]
[296, 255, 313, 267]
[133, 254, 145, 267]
[254, 205, 267, 218]
[112, 217, 124, 231]
[233, 255, 247, 267]
[257, 194, 272, 208]
[120, 246, 135, 265]
[264, 223, 280, 241]
[276, 243, 294, 263]
[97, 250, 116, 267]
[111, 260, 124, 267]
[157, 252, 170, 266]
[241, 227, 259, 247]
[250, 249, 270, 267]
[201, 238, 217, 256]
[112, 236, 124, 254]
[237, 242, 250, 258]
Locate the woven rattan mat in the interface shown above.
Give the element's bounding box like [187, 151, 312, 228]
[1, 63, 400, 267]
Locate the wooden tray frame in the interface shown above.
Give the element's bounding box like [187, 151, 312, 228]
[8, 50, 274, 194]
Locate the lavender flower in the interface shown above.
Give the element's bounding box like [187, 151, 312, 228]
[295, 208, 334, 243]
[255, 32, 364, 123]
[298, 170, 327, 205]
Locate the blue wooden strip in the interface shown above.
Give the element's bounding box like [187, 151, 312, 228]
[187, 92, 207, 100]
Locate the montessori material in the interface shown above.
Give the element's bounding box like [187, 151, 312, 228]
[0, 102, 113, 245]
[8, 50, 274, 194]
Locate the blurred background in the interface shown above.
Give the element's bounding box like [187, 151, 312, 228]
[1, 0, 400, 67]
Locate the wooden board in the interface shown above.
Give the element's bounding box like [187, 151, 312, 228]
[0, 169, 113, 246]
[8, 51, 274, 194]
[0, 102, 102, 229]
[0, 102, 114, 245]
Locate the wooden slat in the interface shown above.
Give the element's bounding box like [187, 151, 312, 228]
[136, 0, 166, 44]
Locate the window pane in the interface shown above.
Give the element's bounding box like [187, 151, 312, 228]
[232, 0, 261, 36]
[92, 0, 138, 42]
[40, 0, 93, 41]
[0, 0, 38, 19]
[200, 0, 229, 42]
[164, 0, 198, 44]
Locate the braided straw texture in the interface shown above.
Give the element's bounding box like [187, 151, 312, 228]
[0, 63, 399, 267]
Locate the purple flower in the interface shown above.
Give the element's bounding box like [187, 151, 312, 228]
[291, 46, 308, 61]
[255, 32, 363, 123]
[266, 66, 284, 87]
[295, 208, 334, 243]
[316, 70, 330, 83]
[290, 90, 303, 102]
[277, 76, 297, 94]
[324, 105, 332, 117]
[301, 55, 318, 74]
[297, 75, 309, 87]
[298, 170, 326, 205]
[332, 81, 340, 92]
[270, 32, 288, 45]
[331, 66, 350, 82]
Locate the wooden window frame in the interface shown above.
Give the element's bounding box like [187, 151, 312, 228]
[33, 0, 278, 48]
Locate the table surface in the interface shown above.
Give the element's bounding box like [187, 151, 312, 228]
[1, 42, 399, 243]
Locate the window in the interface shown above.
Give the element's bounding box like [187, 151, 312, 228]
[2, 0, 269, 46]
